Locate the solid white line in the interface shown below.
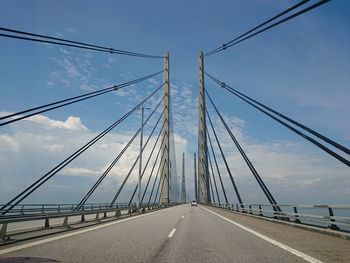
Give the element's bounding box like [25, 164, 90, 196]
[0, 208, 167, 255]
[168, 228, 176, 238]
[200, 206, 323, 263]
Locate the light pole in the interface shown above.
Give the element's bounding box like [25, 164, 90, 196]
[137, 106, 150, 211]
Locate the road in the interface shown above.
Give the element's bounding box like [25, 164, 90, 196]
[0, 204, 349, 262]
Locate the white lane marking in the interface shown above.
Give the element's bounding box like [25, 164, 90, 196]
[0, 208, 167, 255]
[181, 215, 184, 219]
[200, 206, 323, 263]
[168, 228, 176, 238]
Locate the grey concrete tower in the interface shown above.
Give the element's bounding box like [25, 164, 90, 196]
[159, 52, 170, 204]
[180, 152, 186, 203]
[194, 152, 198, 201]
[197, 50, 210, 203]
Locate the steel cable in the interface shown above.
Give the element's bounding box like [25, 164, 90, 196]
[0, 70, 164, 127]
[76, 97, 166, 210]
[0, 83, 165, 215]
[0, 27, 163, 58]
[205, 72, 350, 167]
[206, 89, 281, 211]
[205, 0, 330, 56]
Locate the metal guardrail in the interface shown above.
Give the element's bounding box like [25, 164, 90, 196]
[0, 202, 171, 241]
[0, 202, 135, 218]
[209, 203, 350, 232]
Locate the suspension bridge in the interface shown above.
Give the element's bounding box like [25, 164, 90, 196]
[1, 1, 350, 262]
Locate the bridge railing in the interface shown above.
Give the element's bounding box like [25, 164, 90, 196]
[208, 203, 350, 232]
[0, 202, 136, 218]
[0, 202, 172, 241]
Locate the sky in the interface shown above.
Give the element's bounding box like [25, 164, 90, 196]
[0, 0, 349, 206]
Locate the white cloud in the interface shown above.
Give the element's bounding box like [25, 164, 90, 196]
[59, 57, 81, 78]
[59, 48, 70, 55]
[27, 115, 88, 131]
[147, 78, 159, 86]
[0, 111, 87, 131]
[48, 52, 100, 92]
[0, 113, 188, 204]
[171, 83, 198, 138]
[0, 134, 19, 152]
[61, 167, 100, 177]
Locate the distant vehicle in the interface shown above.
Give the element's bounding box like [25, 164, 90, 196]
[191, 200, 197, 206]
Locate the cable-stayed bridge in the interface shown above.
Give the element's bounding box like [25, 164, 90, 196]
[1, 1, 350, 262]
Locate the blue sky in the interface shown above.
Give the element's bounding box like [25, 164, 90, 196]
[0, 0, 349, 205]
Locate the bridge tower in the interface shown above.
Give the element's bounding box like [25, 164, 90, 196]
[159, 52, 170, 205]
[180, 152, 186, 203]
[197, 50, 210, 203]
[194, 152, 198, 201]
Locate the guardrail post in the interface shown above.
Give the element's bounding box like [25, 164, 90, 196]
[249, 205, 252, 214]
[259, 205, 263, 216]
[115, 210, 121, 218]
[328, 207, 339, 230]
[63, 216, 69, 228]
[44, 218, 50, 228]
[293, 206, 301, 223]
[273, 209, 278, 219]
[20, 205, 24, 215]
[236, 204, 239, 212]
[95, 213, 99, 221]
[103, 212, 107, 218]
[81, 214, 85, 222]
[0, 223, 8, 240]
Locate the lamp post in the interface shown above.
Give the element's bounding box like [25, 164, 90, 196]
[137, 106, 150, 211]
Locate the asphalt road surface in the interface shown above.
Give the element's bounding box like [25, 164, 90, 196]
[0, 204, 349, 262]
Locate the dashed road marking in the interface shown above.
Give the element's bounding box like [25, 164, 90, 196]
[168, 228, 176, 238]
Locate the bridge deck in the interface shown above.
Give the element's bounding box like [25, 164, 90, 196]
[0, 204, 349, 262]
